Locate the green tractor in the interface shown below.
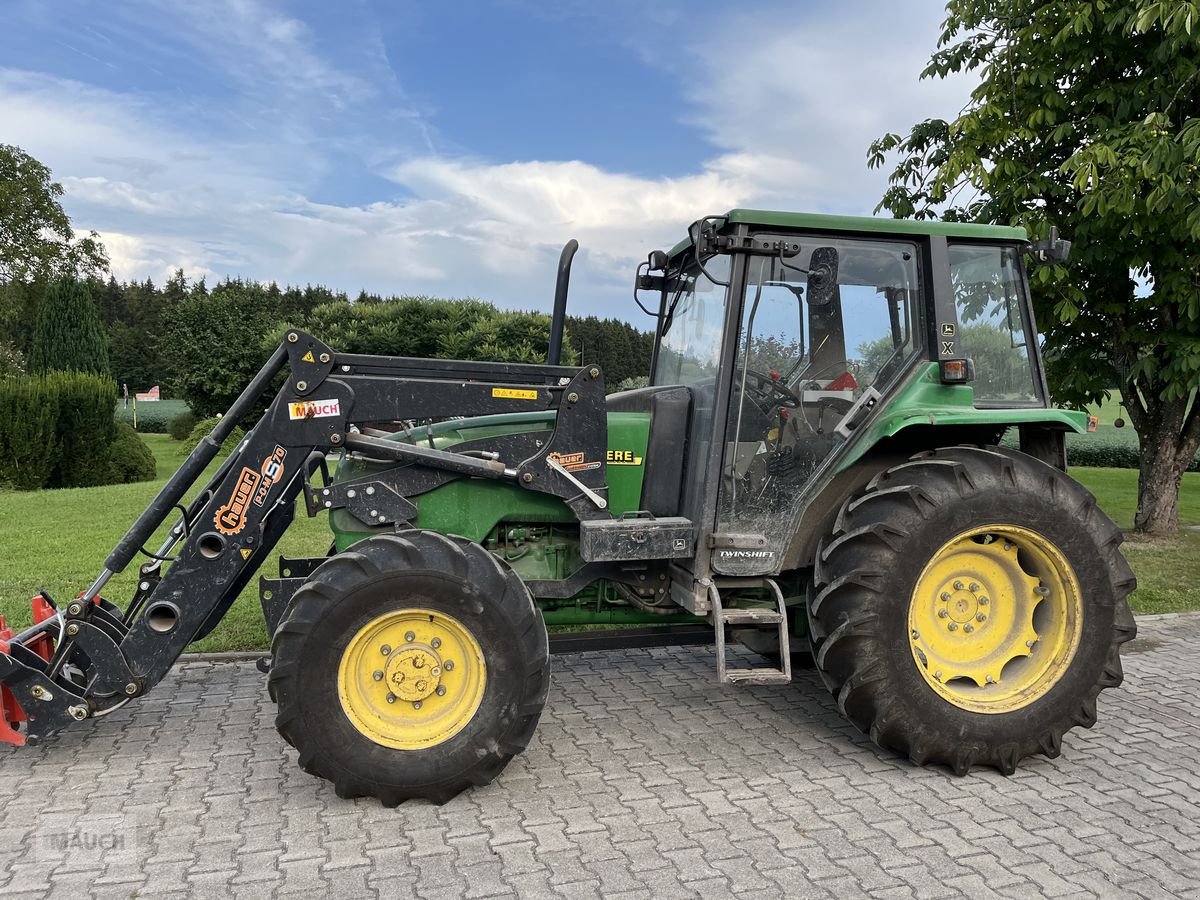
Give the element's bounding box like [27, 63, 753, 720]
[0, 210, 1135, 804]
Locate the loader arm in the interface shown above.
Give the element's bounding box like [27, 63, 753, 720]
[0, 331, 608, 745]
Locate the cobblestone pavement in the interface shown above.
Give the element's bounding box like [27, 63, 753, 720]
[1, 614, 1198, 899]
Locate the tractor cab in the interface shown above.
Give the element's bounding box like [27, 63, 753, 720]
[633, 210, 1050, 581]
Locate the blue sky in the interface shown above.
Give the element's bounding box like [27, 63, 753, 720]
[0, 0, 971, 319]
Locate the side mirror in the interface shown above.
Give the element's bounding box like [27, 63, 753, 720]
[807, 247, 840, 306]
[647, 249, 668, 272]
[1030, 226, 1072, 263]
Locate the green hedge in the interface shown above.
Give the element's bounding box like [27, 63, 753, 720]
[113, 398, 192, 433]
[183, 416, 246, 455]
[0, 373, 118, 489]
[0, 377, 61, 489]
[1003, 425, 1200, 472]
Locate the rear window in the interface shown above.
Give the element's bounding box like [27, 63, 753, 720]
[947, 244, 1039, 404]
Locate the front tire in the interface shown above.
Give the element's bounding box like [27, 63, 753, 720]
[269, 531, 550, 805]
[808, 446, 1136, 775]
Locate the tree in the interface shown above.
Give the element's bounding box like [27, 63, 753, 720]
[164, 278, 285, 416]
[868, 0, 1200, 534]
[565, 316, 655, 386]
[27, 278, 110, 376]
[0, 144, 107, 284]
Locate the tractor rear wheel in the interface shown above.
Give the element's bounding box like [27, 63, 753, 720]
[808, 446, 1136, 775]
[269, 531, 549, 805]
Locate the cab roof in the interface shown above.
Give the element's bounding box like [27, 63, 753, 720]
[668, 209, 1027, 257]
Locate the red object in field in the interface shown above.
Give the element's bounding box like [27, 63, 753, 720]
[827, 371, 858, 391]
[0, 615, 27, 747]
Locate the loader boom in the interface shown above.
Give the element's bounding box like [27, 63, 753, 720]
[0, 330, 608, 744]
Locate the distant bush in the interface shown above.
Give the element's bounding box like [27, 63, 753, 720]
[183, 416, 246, 455]
[168, 410, 199, 441]
[114, 398, 191, 433]
[1003, 425, 1200, 472]
[0, 372, 121, 489]
[106, 422, 157, 483]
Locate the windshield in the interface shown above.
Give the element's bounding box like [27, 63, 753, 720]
[652, 255, 732, 387]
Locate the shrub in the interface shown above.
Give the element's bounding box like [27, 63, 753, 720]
[105, 422, 156, 483]
[0, 377, 61, 489]
[1002, 424, 1200, 472]
[52, 372, 117, 487]
[168, 410, 199, 441]
[183, 416, 246, 455]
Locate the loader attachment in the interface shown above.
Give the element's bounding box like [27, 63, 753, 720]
[0, 329, 609, 746]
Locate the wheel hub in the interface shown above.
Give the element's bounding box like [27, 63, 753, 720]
[337, 608, 486, 750]
[385, 646, 443, 702]
[908, 526, 1082, 713]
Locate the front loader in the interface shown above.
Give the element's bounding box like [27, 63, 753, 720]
[0, 210, 1136, 803]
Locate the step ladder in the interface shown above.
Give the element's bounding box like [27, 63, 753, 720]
[708, 578, 792, 685]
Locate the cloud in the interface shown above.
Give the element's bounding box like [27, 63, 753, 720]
[0, 1, 974, 318]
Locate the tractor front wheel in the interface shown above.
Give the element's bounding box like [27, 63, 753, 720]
[269, 531, 550, 805]
[808, 446, 1136, 775]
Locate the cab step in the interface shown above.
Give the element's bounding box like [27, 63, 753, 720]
[709, 578, 792, 685]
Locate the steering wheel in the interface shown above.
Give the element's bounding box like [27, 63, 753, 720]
[742, 369, 802, 409]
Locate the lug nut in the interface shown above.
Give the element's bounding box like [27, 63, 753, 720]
[940, 592, 951, 601]
[985, 675, 995, 684]
[979, 596, 989, 606]
[969, 583, 979, 592]
[911, 630, 920, 640]
[977, 613, 987, 622]
[413, 701, 422, 710]
[963, 624, 974, 633]
[934, 671, 943, 681]
[436, 686, 446, 696]
[948, 623, 959, 632]
[373, 671, 383, 682]
[444, 660, 455, 671]
[953, 581, 964, 591]
[1026, 639, 1036, 648]
[405, 631, 415, 642]
[938, 609, 949, 619]
[431, 637, 441, 649]
[1035, 586, 1050, 596]
[381, 644, 392, 656]
[386, 693, 396, 704]
[1003, 541, 1013, 551]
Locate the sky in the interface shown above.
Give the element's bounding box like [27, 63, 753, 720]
[0, 0, 972, 320]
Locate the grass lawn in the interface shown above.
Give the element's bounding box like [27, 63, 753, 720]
[0, 435, 330, 652]
[1, 439, 1197, 652]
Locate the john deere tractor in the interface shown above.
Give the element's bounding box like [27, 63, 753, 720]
[0, 210, 1135, 804]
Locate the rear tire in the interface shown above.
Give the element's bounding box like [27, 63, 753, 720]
[269, 531, 550, 805]
[808, 446, 1136, 775]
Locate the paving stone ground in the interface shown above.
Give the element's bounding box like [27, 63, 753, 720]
[0, 613, 1198, 899]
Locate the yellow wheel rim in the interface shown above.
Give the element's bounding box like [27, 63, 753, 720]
[908, 525, 1083, 714]
[337, 608, 486, 750]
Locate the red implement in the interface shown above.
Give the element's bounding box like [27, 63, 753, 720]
[0, 615, 26, 746]
[0, 598, 60, 747]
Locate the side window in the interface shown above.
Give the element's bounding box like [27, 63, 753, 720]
[948, 244, 1039, 404]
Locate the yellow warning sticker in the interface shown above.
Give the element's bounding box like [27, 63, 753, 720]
[301, 350, 315, 363]
[492, 387, 538, 400]
[240, 549, 252, 560]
